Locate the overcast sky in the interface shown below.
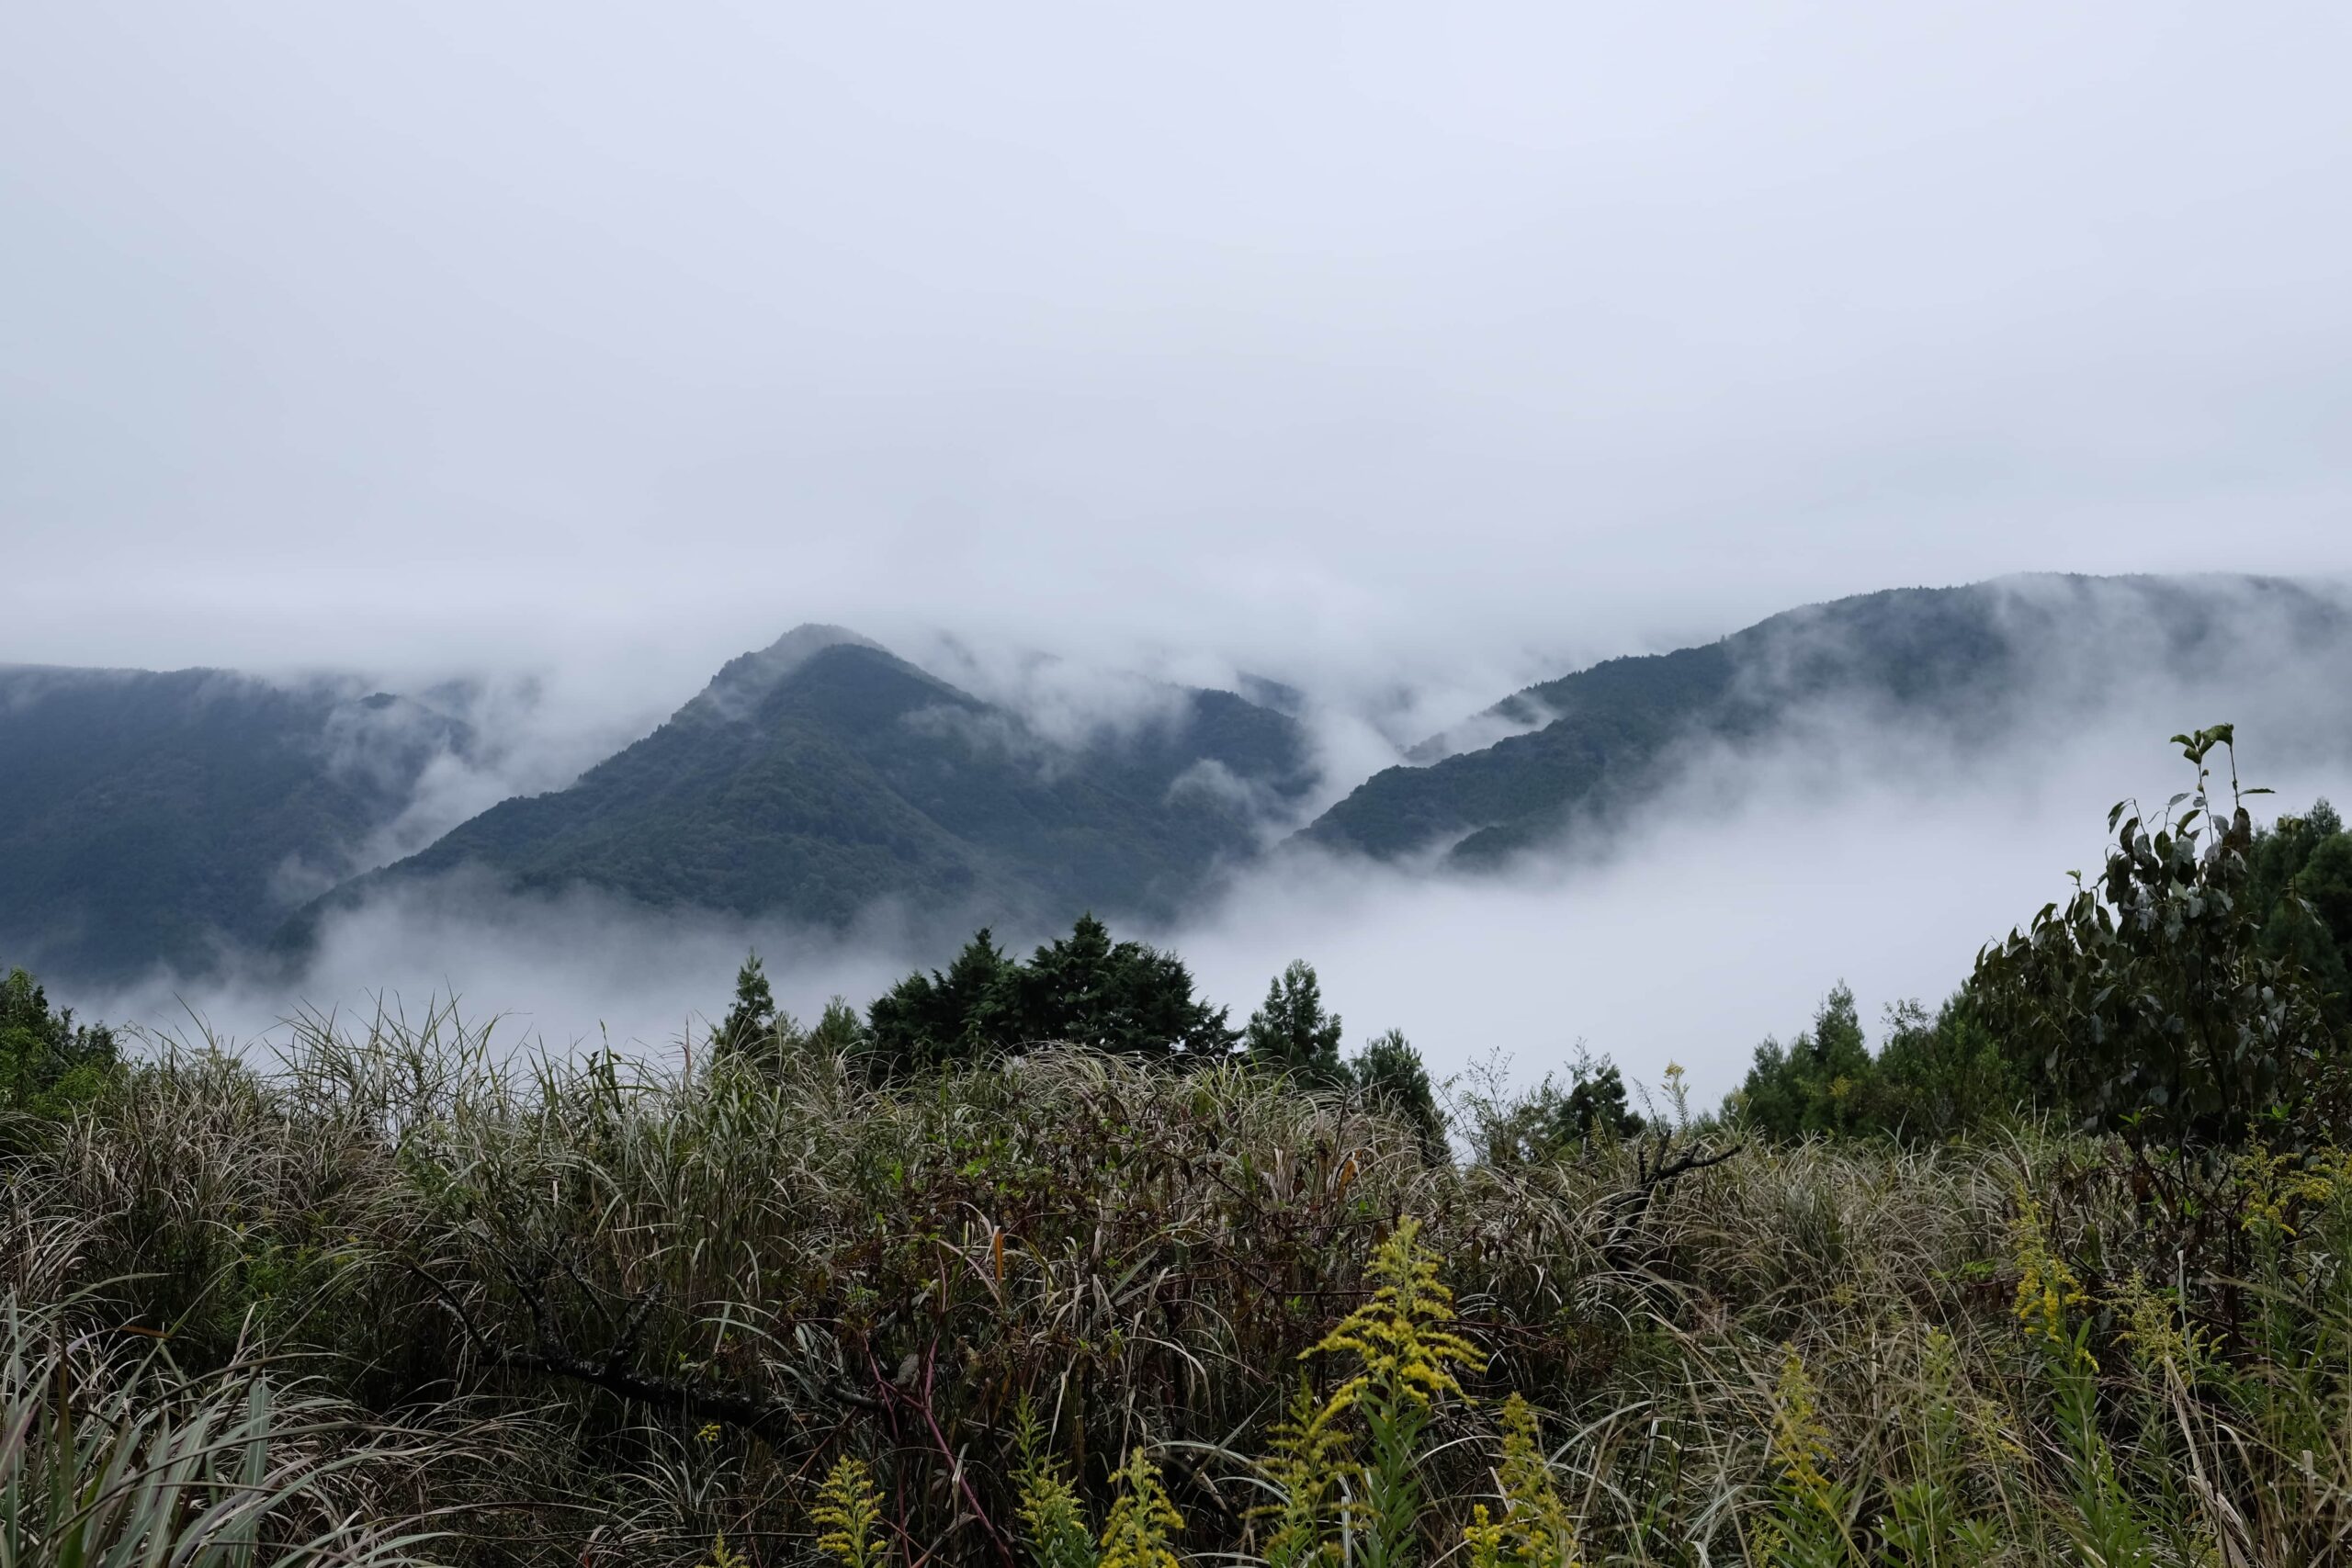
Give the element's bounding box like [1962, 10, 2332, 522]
[13, 5, 2352, 1085]
[7, 1, 2350, 714]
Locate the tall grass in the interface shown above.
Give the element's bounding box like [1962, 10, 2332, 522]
[7, 1005, 2352, 1564]
[0, 1285, 457, 1565]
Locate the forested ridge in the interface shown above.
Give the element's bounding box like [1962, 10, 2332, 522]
[1306, 574, 2350, 864]
[8, 728, 2352, 1563]
[10, 576, 2348, 989]
[0, 665, 472, 979]
[4, 626, 1317, 985]
[297, 637, 1314, 947]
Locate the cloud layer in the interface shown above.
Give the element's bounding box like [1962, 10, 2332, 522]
[73, 579, 2352, 1110]
[6, 3, 2350, 707]
[11, 5, 2352, 1098]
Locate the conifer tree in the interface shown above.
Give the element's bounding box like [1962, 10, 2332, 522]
[808, 996, 868, 1056]
[715, 952, 776, 1054]
[867, 916, 1235, 1074]
[0, 964, 119, 1147]
[1247, 960, 1346, 1086]
[867, 928, 1012, 1074]
[1350, 1029, 1447, 1156]
[1012, 914, 1235, 1060]
[1733, 983, 1873, 1140]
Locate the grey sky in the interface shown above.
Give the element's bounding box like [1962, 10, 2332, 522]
[7, 2, 2349, 713]
[14, 6, 2352, 1085]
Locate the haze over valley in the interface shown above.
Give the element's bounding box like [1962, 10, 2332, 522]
[13, 5, 2352, 1092]
[10, 573, 2348, 1093]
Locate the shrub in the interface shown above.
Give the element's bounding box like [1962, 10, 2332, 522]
[1972, 726, 2341, 1153]
[0, 964, 119, 1152]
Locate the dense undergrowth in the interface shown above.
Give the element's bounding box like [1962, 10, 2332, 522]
[2, 1020, 2349, 1565]
[6, 729, 2352, 1564]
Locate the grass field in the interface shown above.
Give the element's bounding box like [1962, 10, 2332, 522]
[6, 998, 2347, 1566]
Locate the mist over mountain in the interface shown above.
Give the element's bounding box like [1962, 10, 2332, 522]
[282, 626, 1317, 957]
[9, 574, 2350, 1022]
[0, 665, 476, 980]
[1306, 574, 2352, 867]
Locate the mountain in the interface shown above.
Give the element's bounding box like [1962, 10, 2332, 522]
[0, 666, 472, 981]
[1302, 575, 2352, 866]
[17, 579, 2346, 985]
[292, 626, 1316, 941]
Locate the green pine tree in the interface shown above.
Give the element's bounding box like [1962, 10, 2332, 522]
[1350, 1028, 1447, 1157]
[1732, 983, 1875, 1140]
[808, 996, 869, 1056]
[867, 928, 1012, 1074]
[1247, 960, 1346, 1087]
[1555, 1055, 1643, 1144]
[0, 965, 119, 1152]
[714, 952, 777, 1054]
[1011, 914, 1235, 1060]
[865, 916, 1235, 1077]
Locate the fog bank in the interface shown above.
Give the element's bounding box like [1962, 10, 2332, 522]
[88, 693, 2352, 1108]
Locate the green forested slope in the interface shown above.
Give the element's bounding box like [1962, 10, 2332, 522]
[0, 666, 468, 979]
[1304, 574, 2349, 864]
[16, 579, 2344, 979]
[304, 630, 1315, 936]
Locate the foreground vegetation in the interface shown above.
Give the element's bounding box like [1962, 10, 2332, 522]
[6, 729, 2352, 1565]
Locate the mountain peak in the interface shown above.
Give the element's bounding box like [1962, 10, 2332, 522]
[689, 624, 891, 719]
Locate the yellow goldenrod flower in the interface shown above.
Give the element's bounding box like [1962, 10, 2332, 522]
[1098, 1448, 1184, 1568]
[1486, 1393, 1582, 1568]
[813, 1455, 885, 1568]
[1770, 1344, 1837, 1510]
[1308, 1217, 1482, 1414]
[2008, 1189, 2090, 1364]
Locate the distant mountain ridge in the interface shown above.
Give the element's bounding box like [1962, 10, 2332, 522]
[285, 626, 1317, 948]
[0, 665, 474, 980]
[9, 576, 2348, 987]
[1302, 574, 2352, 865]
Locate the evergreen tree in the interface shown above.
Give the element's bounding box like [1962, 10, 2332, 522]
[1731, 983, 1875, 1140]
[1007, 914, 1235, 1060]
[867, 929, 1012, 1074]
[1011, 915, 1119, 1049]
[1349, 1028, 1446, 1157]
[865, 916, 1235, 1076]
[2251, 801, 2352, 1027]
[1870, 995, 2023, 1143]
[1246, 960, 1346, 1087]
[808, 996, 868, 1057]
[1554, 1057, 1642, 1143]
[714, 952, 776, 1054]
[1460, 1046, 1645, 1163]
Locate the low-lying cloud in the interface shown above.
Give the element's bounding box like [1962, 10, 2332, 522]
[79, 580, 2352, 1113]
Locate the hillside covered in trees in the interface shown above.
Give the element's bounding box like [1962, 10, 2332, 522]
[11, 576, 2351, 990]
[1305, 574, 2350, 864]
[0, 664, 474, 980]
[286, 626, 1316, 953]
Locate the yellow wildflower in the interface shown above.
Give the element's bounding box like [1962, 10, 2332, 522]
[2111, 1270, 2208, 1380]
[1464, 1505, 1510, 1568]
[2008, 1189, 2089, 1361]
[1308, 1217, 1482, 1415]
[1099, 1448, 1184, 1568]
[1486, 1392, 1582, 1568]
[1770, 1344, 1836, 1510]
[1259, 1377, 1347, 1568]
[813, 1455, 885, 1568]
[697, 1532, 750, 1568]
